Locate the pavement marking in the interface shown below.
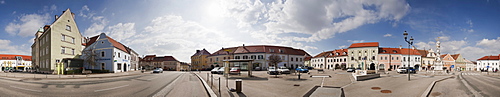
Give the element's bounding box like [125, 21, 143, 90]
[94, 85, 129, 92]
[147, 77, 158, 81]
[10, 86, 42, 92]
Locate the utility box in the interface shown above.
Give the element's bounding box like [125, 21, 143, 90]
[236, 79, 242, 93]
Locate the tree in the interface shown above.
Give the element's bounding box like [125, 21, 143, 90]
[268, 54, 282, 78]
[82, 46, 98, 70]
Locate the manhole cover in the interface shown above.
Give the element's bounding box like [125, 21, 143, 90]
[431, 92, 441, 96]
[371, 87, 381, 90]
[380, 90, 392, 93]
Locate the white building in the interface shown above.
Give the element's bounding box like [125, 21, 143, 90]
[0, 54, 32, 71]
[347, 42, 379, 70]
[82, 33, 137, 73]
[476, 55, 499, 72]
[311, 51, 331, 69]
[209, 45, 310, 70]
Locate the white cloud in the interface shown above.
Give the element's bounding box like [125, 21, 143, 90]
[127, 15, 241, 62]
[414, 37, 500, 60]
[79, 5, 95, 19]
[83, 16, 108, 37]
[5, 13, 50, 37]
[477, 37, 500, 49]
[1, 0, 5, 4]
[466, 19, 473, 27]
[105, 23, 136, 42]
[347, 40, 365, 43]
[383, 34, 392, 37]
[219, 0, 410, 43]
[0, 39, 29, 55]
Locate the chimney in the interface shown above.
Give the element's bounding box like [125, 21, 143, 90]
[243, 44, 245, 47]
[196, 50, 200, 53]
[71, 12, 75, 19]
[55, 15, 59, 20]
[399, 45, 402, 49]
[412, 46, 416, 49]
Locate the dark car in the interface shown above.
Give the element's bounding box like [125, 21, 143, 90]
[346, 68, 356, 72]
[295, 67, 309, 73]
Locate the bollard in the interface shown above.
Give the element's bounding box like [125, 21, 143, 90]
[211, 74, 214, 87]
[219, 77, 221, 97]
[236, 79, 242, 93]
[226, 77, 228, 88]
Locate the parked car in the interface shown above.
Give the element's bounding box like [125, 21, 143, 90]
[229, 67, 241, 75]
[217, 67, 225, 74]
[277, 66, 290, 74]
[211, 67, 220, 74]
[268, 67, 280, 75]
[397, 67, 416, 74]
[306, 66, 314, 70]
[295, 67, 309, 73]
[152, 68, 163, 73]
[254, 67, 261, 71]
[346, 68, 356, 72]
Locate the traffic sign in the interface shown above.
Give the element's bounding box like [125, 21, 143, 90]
[451, 65, 454, 68]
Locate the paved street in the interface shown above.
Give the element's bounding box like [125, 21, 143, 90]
[0, 71, 207, 97]
[460, 72, 500, 97]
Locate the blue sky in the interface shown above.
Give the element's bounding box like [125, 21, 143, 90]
[1, 0, 500, 62]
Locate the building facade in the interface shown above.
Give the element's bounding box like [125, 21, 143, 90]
[191, 49, 211, 70]
[347, 42, 379, 70]
[312, 51, 331, 69]
[0, 54, 32, 71]
[328, 49, 348, 70]
[31, 9, 84, 73]
[82, 33, 137, 73]
[476, 55, 499, 72]
[140, 55, 182, 71]
[378, 48, 402, 71]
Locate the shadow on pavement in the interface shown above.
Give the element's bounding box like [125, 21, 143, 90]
[228, 76, 268, 80]
[284, 78, 308, 81]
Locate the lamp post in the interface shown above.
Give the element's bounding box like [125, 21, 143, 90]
[403, 31, 414, 81]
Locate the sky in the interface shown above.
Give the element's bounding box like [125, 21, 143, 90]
[1, 0, 500, 62]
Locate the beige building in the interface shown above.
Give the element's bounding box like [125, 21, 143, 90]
[190, 49, 211, 70]
[140, 55, 182, 71]
[31, 9, 83, 73]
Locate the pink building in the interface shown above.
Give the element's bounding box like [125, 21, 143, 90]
[378, 48, 402, 71]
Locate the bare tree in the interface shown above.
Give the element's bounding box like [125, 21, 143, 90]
[268, 54, 282, 77]
[82, 46, 98, 70]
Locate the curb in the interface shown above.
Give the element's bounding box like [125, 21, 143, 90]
[420, 75, 454, 97]
[194, 73, 217, 97]
[0, 71, 145, 80]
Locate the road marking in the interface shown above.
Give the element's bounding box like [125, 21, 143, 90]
[94, 85, 129, 92]
[147, 77, 158, 81]
[10, 86, 42, 92]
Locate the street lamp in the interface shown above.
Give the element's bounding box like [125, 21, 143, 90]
[403, 31, 413, 81]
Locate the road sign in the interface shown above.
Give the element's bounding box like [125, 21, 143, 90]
[487, 66, 490, 68]
[451, 65, 454, 68]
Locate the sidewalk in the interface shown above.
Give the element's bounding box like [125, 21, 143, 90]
[196, 70, 353, 97]
[0, 70, 145, 80]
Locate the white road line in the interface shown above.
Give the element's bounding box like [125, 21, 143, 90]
[10, 86, 42, 92]
[147, 77, 158, 81]
[94, 85, 129, 92]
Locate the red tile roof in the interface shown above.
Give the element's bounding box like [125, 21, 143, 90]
[477, 55, 500, 60]
[313, 51, 333, 58]
[349, 42, 379, 48]
[399, 48, 421, 55]
[213, 45, 310, 56]
[379, 48, 401, 54]
[304, 56, 312, 61]
[0, 54, 32, 61]
[451, 54, 460, 60]
[328, 49, 349, 57]
[85, 33, 130, 53]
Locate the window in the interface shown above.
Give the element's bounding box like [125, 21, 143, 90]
[397, 57, 399, 60]
[61, 47, 65, 54]
[101, 51, 105, 57]
[291, 57, 294, 61]
[216, 57, 219, 61]
[61, 35, 65, 41]
[68, 20, 70, 22]
[101, 63, 105, 70]
[381, 57, 383, 60]
[243, 55, 248, 59]
[72, 49, 75, 55]
[235, 56, 240, 59]
[296, 58, 298, 62]
[118, 53, 121, 58]
[66, 25, 71, 31]
[117, 63, 122, 70]
[71, 38, 75, 43]
[258, 55, 264, 59]
[251, 55, 256, 59]
[269, 49, 274, 52]
[384, 57, 387, 60]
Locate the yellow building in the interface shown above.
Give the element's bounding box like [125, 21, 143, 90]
[190, 49, 211, 70]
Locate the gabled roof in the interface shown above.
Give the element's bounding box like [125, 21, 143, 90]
[328, 49, 348, 57]
[399, 48, 421, 55]
[85, 33, 130, 53]
[304, 56, 312, 61]
[349, 42, 379, 48]
[417, 50, 428, 57]
[213, 45, 311, 56]
[141, 55, 179, 62]
[440, 54, 447, 58]
[192, 49, 211, 57]
[451, 54, 460, 60]
[379, 48, 401, 54]
[477, 55, 500, 60]
[313, 51, 333, 58]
